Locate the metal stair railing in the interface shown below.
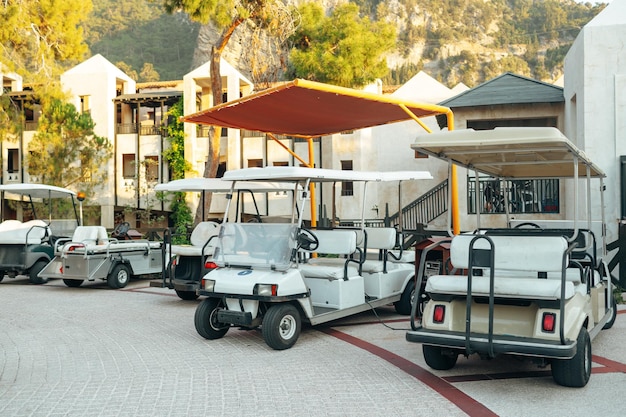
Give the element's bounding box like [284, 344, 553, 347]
[387, 179, 448, 247]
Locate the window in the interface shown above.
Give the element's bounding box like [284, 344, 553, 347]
[7, 149, 19, 173]
[247, 159, 263, 168]
[144, 156, 159, 182]
[79, 95, 90, 113]
[273, 161, 288, 166]
[122, 154, 136, 178]
[341, 160, 353, 196]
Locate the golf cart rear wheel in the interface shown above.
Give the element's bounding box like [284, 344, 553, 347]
[395, 279, 422, 316]
[175, 289, 199, 300]
[108, 264, 131, 289]
[29, 260, 49, 285]
[0, 270, 5, 282]
[194, 298, 229, 339]
[63, 279, 82, 287]
[551, 327, 591, 387]
[423, 344, 458, 370]
[262, 304, 301, 350]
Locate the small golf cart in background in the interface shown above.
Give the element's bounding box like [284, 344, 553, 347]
[0, 183, 79, 284]
[150, 178, 297, 300]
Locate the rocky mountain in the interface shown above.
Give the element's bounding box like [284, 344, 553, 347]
[87, 0, 606, 88]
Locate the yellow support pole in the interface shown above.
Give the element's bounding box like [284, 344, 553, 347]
[445, 111, 460, 235]
[307, 138, 317, 228]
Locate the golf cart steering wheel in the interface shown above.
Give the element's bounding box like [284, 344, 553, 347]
[113, 221, 131, 238]
[298, 229, 319, 251]
[514, 222, 542, 229]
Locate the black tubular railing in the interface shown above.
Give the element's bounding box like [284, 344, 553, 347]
[388, 178, 448, 229]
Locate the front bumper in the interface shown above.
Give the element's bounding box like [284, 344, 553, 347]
[406, 327, 577, 359]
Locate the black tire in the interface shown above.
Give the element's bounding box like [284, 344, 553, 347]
[194, 298, 229, 340]
[108, 263, 131, 289]
[63, 279, 82, 288]
[551, 327, 591, 387]
[603, 293, 617, 330]
[0, 270, 5, 283]
[262, 304, 301, 350]
[423, 344, 458, 370]
[175, 289, 199, 301]
[29, 260, 49, 284]
[394, 278, 416, 315]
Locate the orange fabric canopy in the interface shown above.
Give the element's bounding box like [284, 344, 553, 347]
[183, 79, 452, 137]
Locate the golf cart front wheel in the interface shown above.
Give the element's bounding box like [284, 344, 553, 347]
[194, 298, 229, 340]
[262, 304, 301, 350]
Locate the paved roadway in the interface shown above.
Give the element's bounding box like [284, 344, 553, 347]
[1, 276, 625, 417]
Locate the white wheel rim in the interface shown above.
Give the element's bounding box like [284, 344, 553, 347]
[118, 269, 129, 284]
[279, 314, 297, 340]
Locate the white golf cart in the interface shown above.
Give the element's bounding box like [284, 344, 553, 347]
[0, 183, 79, 284]
[193, 166, 432, 350]
[406, 127, 615, 387]
[37, 222, 165, 289]
[150, 178, 297, 300]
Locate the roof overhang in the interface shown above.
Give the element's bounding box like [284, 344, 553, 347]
[114, 91, 182, 108]
[182, 79, 452, 137]
[411, 127, 605, 179]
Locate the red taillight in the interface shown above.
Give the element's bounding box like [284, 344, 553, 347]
[542, 312, 556, 332]
[433, 305, 446, 323]
[204, 261, 218, 270]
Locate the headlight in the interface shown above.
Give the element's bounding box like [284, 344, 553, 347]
[202, 279, 216, 292]
[254, 284, 278, 296]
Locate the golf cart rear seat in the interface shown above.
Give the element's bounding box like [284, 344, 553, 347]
[170, 221, 220, 257]
[55, 226, 110, 253]
[358, 227, 398, 273]
[0, 219, 50, 244]
[426, 234, 582, 300]
[306, 227, 401, 274]
[299, 229, 361, 280]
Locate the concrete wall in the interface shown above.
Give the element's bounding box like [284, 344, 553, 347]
[564, 0, 626, 245]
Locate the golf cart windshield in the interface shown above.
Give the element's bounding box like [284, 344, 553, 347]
[213, 223, 297, 271]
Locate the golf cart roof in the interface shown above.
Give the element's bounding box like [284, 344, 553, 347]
[182, 79, 451, 138]
[411, 127, 605, 179]
[154, 178, 298, 193]
[222, 166, 433, 182]
[0, 183, 77, 199]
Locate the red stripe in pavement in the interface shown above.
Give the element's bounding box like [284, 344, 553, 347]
[592, 355, 626, 373]
[321, 327, 498, 417]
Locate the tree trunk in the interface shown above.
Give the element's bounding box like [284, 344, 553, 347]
[194, 18, 244, 225]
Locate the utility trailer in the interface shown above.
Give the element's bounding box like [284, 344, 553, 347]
[150, 178, 297, 300]
[406, 127, 615, 387]
[38, 223, 164, 289]
[0, 184, 79, 284]
[193, 167, 432, 350]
